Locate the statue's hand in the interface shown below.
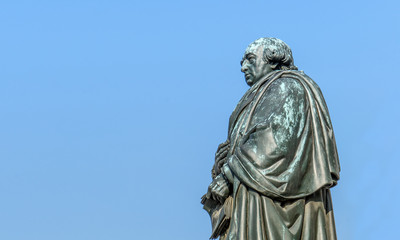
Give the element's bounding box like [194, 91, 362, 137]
[212, 140, 230, 178]
[207, 174, 230, 204]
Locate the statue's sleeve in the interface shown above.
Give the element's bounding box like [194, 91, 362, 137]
[227, 77, 315, 199]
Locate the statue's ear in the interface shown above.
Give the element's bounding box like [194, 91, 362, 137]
[270, 63, 279, 70]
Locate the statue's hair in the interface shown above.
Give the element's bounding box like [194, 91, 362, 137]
[245, 37, 298, 70]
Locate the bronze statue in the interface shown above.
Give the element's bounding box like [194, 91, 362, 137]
[202, 38, 340, 240]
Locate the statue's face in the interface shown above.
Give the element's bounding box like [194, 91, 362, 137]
[241, 45, 273, 87]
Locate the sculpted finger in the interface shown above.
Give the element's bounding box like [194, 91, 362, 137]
[209, 187, 217, 201]
[206, 185, 213, 199]
[216, 142, 230, 154]
[214, 184, 222, 193]
[217, 193, 226, 204]
[211, 191, 219, 201]
[215, 194, 222, 204]
[221, 142, 230, 151]
[216, 143, 225, 153]
[222, 186, 229, 198]
[219, 143, 230, 153]
[208, 182, 215, 193]
[216, 149, 228, 160]
[215, 148, 229, 161]
[206, 190, 211, 199]
[215, 185, 227, 196]
[211, 183, 220, 193]
[217, 154, 228, 166]
[215, 160, 226, 173]
[217, 159, 226, 168]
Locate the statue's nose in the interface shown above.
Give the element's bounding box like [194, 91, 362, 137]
[241, 64, 248, 73]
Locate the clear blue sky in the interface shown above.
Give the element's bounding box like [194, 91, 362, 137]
[0, 1, 399, 239]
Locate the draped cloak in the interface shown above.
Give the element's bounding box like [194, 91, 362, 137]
[218, 70, 340, 240]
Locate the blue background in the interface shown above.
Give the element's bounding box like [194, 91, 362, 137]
[1, 1, 399, 239]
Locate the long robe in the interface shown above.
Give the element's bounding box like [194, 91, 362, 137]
[219, 70, 340, 240]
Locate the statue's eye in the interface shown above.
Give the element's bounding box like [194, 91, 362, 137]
[249, 57, 255, 64]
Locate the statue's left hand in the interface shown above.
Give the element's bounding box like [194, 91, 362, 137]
[212, 140, 230, 178]
[206, 174, 230, 204]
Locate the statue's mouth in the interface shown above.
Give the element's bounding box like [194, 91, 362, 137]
[245, 73, 251, 79]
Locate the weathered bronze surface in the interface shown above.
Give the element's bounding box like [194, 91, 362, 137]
[202, 38, 340, 240]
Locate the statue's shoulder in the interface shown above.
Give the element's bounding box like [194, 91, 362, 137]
[266, 72, 305, 95]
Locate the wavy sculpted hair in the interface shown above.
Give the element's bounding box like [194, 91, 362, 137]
[245, 38, 298, 70]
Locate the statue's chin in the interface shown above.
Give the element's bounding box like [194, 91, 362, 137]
[246, 78, 254, 86]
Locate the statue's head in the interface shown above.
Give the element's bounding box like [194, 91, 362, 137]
[241, 37, 298, 86]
